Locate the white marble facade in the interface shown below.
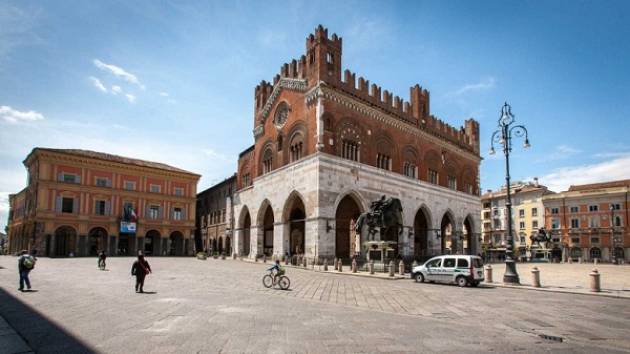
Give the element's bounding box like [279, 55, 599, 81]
[229, 152, 481, 261]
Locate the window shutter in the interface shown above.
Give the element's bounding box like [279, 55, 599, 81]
[105, 201, 111, 215]
[57, 173, 63, 182]
[182, 208, 186, 221]
[76, 175, 81, 184]
[73, 197, 79, 214]
[170, 208, 174, 220]
[159, 206, 163, 219]
[145, 207, 150, 218]
[55, 196, 62, 212]
[106, 179, 112, 188]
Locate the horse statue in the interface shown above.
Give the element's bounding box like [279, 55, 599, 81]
[530, 228, 550, 247]
[355, 195, 403, 242]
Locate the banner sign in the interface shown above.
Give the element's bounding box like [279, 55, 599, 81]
[120, 221, 137, 234]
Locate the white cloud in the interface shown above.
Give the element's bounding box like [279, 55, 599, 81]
[88, 76, 107, 93]
[450, 77, 497, 96]
[535, 144, 581, 162]
[111, 85, 122, 95]
[159, 92, 169, 97]
[125, 94, 136, 103]
[93, 59, 145, 89]
[0, 105, 44, 123]
[538, 154, 630, 192]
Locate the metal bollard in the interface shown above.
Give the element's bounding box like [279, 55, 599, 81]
[221, 253, 226, 260]
[369, 260, 374, 274]
[232, 253, 237, 260]
[285, 256, 289, 265]
[323, 258, 328, 271]
[590, 269, 601, 292]
[263, 255, 267, 263]
[485, 264, 493, 283]
[337, 259, 343, 272]
[303, 257, 308, 268]
[389, 260, 395, 277]
[531, 266, 541, 288]
[399, 260, 405, 275]
[255, 255, 259, 262]
[334, 258, 339, 271]
[352, 258, 357, 273]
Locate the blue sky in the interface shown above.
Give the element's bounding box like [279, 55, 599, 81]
[1, 1, 630, 230]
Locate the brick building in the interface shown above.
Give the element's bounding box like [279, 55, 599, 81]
[228, 26, 481, 262]
[6, 148, 200, 257]
[542, 180, 629, 263]
[195, 175, 236, 255]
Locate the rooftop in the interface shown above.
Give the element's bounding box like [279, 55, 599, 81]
[27, 148, 200, 177]
[567, 179, 630, 192]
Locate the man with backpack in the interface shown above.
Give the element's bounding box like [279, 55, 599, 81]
[18, 249, 36, 291]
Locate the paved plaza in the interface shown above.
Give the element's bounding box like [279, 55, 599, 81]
[1, 256, 630, 353]
[488, 262, 630, 294]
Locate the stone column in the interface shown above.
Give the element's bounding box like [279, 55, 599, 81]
[254, 226, 264, 258]
[50, 233, 56, 257]
[274, 222, 288, 259]
[582, 248, 589, 262]
[310, 217, 332, 260]
[233, 229, 243, 256]
[113, 235, 119, 256]
[78, 235, 87, 257]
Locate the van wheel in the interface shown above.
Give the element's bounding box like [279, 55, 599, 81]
[415, 273, 424, 283]
[456, 276, 468, 287]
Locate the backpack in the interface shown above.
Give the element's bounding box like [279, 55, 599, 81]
[22, 255, 35, 269]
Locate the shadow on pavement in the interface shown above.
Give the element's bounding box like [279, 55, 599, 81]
[138, 291, 157, 294]
[0, 288, 97, 353]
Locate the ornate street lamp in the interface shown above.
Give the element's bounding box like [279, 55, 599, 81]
[489, 102, 530, 284]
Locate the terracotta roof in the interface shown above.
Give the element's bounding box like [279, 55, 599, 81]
[568, 179, 630, 192]
[31, 148, 200, 177]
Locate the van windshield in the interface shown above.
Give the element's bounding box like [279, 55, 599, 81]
[473, 258, 483, 268]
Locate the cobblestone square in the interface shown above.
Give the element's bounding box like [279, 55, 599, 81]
[1, 256, 630, 353]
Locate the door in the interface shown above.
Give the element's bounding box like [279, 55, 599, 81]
[441, 257, 457, 283]
[424, 258, 442, 281]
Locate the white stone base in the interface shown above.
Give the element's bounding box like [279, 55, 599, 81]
[230, 153, 481, 261]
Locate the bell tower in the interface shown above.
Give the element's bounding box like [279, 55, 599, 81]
[305, 25, 342, 86]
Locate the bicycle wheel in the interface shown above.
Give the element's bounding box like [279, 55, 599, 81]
[262, 275, 273, 288]
[278, 276, 290, 290]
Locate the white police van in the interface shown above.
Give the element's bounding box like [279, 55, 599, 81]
[411, 255, 484, 287]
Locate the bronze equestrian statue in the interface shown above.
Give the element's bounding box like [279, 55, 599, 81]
[529, 227, 550, 247]
[355, 196, 403, 242]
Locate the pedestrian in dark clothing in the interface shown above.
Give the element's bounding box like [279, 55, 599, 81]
[18, 250, 36, 291]
[131, 255, 152, 293]
[98, 251, 107, 269]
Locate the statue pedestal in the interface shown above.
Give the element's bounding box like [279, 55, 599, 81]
[365, 241, 397, 264]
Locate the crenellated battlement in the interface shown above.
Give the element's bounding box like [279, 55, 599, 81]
[253, 25, 480, 153]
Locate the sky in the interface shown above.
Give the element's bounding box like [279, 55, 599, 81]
[1, 0, 630, 230]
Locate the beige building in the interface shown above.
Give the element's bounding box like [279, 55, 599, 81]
[6, 148, 200, 257]
[481, 179, 553, 261]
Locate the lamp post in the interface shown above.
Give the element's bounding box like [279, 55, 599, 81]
[489, 102, 530, 284]
[610, 204, 618, 263]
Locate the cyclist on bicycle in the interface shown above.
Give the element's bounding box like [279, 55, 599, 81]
[268, 259, 285, 281]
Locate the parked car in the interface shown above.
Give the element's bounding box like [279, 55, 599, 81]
[411, 255, 484, 287]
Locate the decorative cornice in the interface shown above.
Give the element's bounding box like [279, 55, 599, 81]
[306, 85, 481, 162]
[36, 152, 200, 181]
[259, 78, 308, 121]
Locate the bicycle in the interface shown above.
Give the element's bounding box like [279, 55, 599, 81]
[262, 270, 290, 290]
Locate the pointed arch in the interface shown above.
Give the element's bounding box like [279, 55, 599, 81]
[440, 209, 456, 255]
[413, 204, 432, 260]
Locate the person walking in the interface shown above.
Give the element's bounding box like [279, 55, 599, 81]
[131, 254, 152, 293]
[98, 250, 107, 270]
[18, 250, 36, 291]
